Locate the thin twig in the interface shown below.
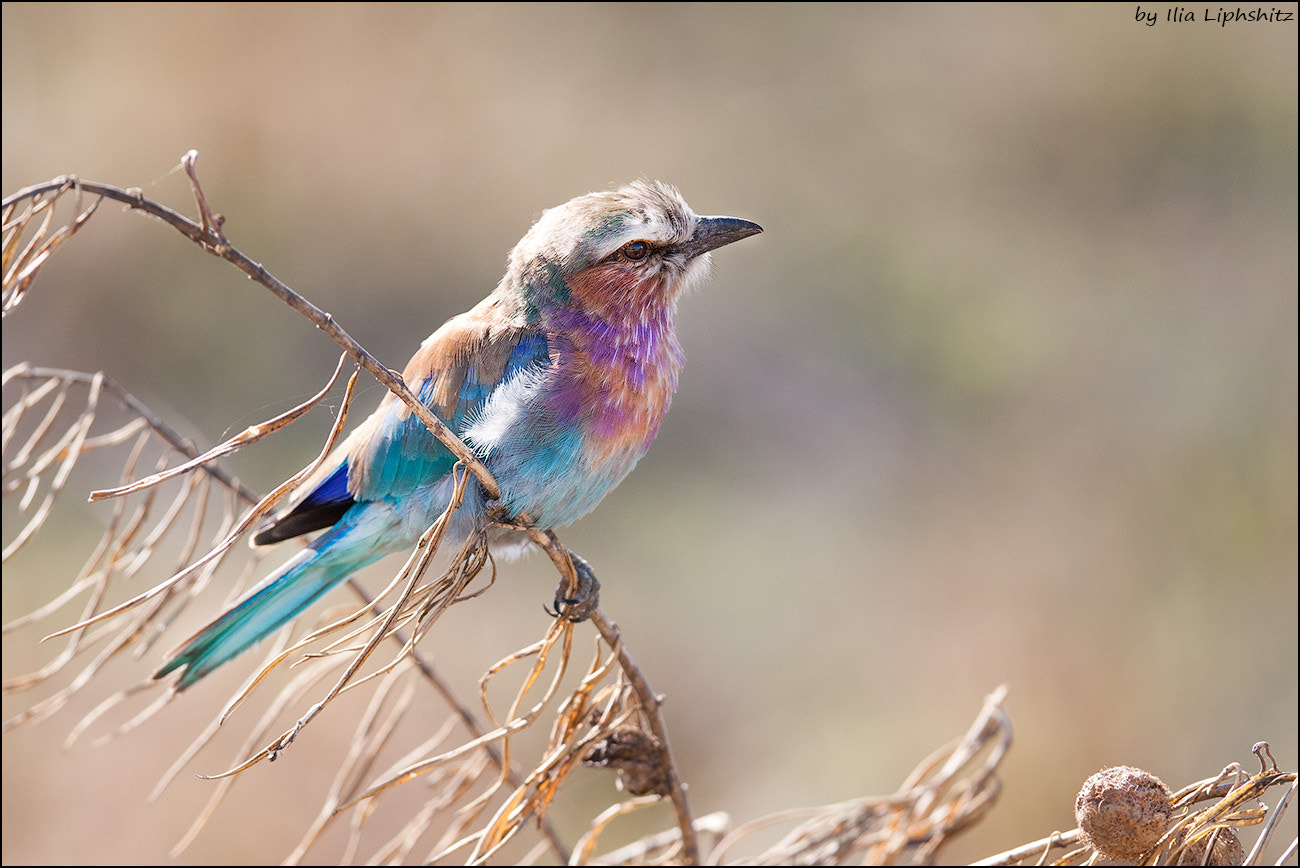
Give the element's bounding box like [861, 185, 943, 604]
[5, 363, 259, 504]
[4, 155, 695, 867]
[3, 161, 499, 498]
[517, 524, 700, 865]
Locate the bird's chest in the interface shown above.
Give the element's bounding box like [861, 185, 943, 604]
[561, 330, 683, 462]
[467, 329, 683, 528]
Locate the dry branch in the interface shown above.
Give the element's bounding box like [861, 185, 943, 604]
[2, 153, 699, 863]
[10, 154, 1286, 868]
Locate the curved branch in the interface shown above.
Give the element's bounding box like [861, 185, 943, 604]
[3, 159, 500, 500]
[521, 526, 700, 865]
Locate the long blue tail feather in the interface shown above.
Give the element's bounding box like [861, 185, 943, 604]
[155, 517, 389, 690]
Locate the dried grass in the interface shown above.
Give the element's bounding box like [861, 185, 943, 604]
[4, 157, 1294, 866]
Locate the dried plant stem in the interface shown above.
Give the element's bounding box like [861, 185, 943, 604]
[341, 579, 573, 863]
[5, 364, 260, 504]
[5, 154, 698, 866]
[969, 830, 1082, 867]
[521, 525, 700, 865]
[590, 609, 699, 864]
[3, 157, 499, 499]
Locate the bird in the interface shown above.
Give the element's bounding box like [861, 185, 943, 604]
[154, 180, 761, 690]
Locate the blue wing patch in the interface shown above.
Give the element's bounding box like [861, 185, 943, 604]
[255, 326, 551, 543]
[253, 461, 355, 545]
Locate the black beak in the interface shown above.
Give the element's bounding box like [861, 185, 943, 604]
[676, 216, 763, 260]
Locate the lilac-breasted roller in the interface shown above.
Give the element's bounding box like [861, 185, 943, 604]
[155, 181, 761, 690]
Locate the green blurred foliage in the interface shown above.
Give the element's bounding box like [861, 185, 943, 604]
[3, 3, 1296, 864]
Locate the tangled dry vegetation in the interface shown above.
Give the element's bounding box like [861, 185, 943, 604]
[4, 156, 1295, 864]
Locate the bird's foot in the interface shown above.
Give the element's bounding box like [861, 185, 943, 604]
[552, 549, 600, 622]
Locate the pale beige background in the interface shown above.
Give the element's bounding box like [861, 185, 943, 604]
[4, 3, 1296, 864]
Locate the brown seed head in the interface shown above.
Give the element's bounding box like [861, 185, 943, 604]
[1075, 765, 1173, 859]
[1176, 827, 1246, 866]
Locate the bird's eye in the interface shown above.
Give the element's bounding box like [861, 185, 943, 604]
[620, 240, 651, 261]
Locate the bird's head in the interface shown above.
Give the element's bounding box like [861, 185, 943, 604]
[504, 180, 761, 317]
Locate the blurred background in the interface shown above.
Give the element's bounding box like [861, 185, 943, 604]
[3, 3, 1296, 864]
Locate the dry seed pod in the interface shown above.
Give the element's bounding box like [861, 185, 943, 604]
[1075, 765, 1173, 859]
[1176, 827, 1246, 866]
[583, 726, 670, 796]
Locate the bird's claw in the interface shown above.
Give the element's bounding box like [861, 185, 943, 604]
[551, 550, 600, 622]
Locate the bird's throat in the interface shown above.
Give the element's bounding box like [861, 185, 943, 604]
[546, 271, 684, 464]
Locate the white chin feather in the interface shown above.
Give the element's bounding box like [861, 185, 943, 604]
[678, 251, 715, 297]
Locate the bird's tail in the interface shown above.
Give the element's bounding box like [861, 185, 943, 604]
[155, 524, 387, 691]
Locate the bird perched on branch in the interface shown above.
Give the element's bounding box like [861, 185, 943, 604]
[156, 181, 761, 690]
